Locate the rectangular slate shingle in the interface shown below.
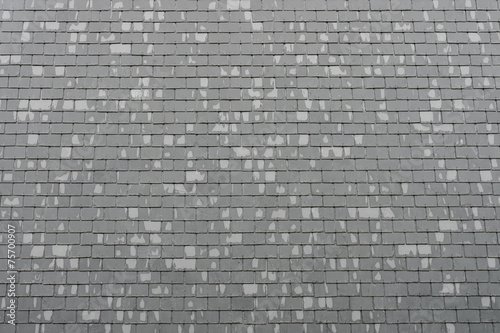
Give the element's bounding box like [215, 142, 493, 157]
[1, 0, 500, 332]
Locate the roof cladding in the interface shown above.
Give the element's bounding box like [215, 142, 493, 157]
[0, 0, 500, 332]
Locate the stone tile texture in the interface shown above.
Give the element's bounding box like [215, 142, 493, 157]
[1, 0, 500, 332]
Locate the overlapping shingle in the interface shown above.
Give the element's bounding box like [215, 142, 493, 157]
[1, 0, 500, 332]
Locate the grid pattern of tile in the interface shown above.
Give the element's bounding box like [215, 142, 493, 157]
[1, 0, 500, 332]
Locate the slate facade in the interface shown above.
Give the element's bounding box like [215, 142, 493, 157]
[1, 0, 500, 332]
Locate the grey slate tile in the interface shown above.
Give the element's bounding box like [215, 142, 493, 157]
[1, 0, 500, 331]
